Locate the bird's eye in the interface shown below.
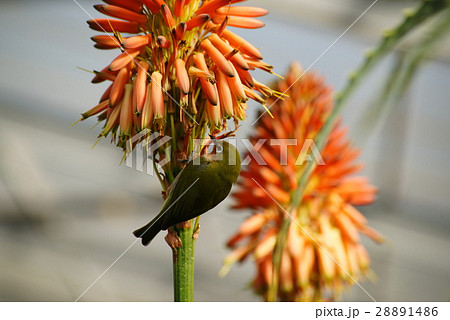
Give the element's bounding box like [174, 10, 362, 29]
[216, 144, 223, 153]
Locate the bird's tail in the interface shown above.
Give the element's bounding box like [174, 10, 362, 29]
[133, 214, 164, 246]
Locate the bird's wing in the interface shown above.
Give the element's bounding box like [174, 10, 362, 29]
[159, 156, 214, 229]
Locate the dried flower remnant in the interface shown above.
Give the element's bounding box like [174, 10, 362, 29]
[78, 0, 278, 158]
[225, 63, 383, 301]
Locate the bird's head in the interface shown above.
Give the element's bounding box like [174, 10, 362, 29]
[208, 136, 241, 175]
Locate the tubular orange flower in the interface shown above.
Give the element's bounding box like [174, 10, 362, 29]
[78, 0, 277, 162]
[225, 63, 383, 302]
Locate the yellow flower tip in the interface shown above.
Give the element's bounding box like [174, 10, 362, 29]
[71, 118, 83, 127]
[262, 104, 274, 118]
[402, 8, 415, 18]
[382, 28, 395, 38]
[218, 264, 232, 278]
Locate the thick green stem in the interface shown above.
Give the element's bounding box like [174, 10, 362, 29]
[173, 221, 195, 302]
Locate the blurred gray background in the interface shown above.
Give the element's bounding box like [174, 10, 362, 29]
[0, 0, 449, 301]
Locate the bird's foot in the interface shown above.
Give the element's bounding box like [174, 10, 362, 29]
[193, 223, 200, 240]
[165, 228, 182, 250]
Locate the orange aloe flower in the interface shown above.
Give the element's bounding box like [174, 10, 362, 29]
[78, 0, 277, 154]
[224, 63, 383, 301]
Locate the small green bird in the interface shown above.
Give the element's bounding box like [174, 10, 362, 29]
[133, 140, 241, 246]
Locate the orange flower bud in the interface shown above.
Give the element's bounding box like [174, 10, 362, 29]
[175, 22, 187, 41]
[99, 84, 113, 103]
[221, 28, 263, 60]
[201, 39, 235, 77]
[109, 67, 130, 107]
[174, 0, 185, 17]
[94, 5, 147, 24]
[92, 66, 117, 83]
[122, 34, 151, 49]
[91, 35, 121, 49]
[174, 59, 190, 95]
[193, 53, 218, 105]
[226, 16, 265, 29]
[140, 0, 159, 14]
[161, 4, 175, 29]
[141, 83, 153, 128]
[151, 71, 165, 120]
[238, 214, 266, 236]
[226, 63, 246, 101]
[208, 33, 249, 70]
[135, 61, 150, 113]
[334, 212, 360, 243]
[215, 70, 234, 117]
[81, 100, 109, 119]
[120, 83, 134, 136]
[103, 0, 143, 13]
[254, 230, 276, 260]
[185, 14, 210, 30]
[196, 0, 232, 15]
[206, 100, 221, 128]
[156, 35, 170, 48]
[87, 18, 140, 33]
[109, 49, 140, 71]
[216, 6, 268, 17]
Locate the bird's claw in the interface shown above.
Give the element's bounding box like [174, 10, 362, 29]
[165, 228, 182, 250]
